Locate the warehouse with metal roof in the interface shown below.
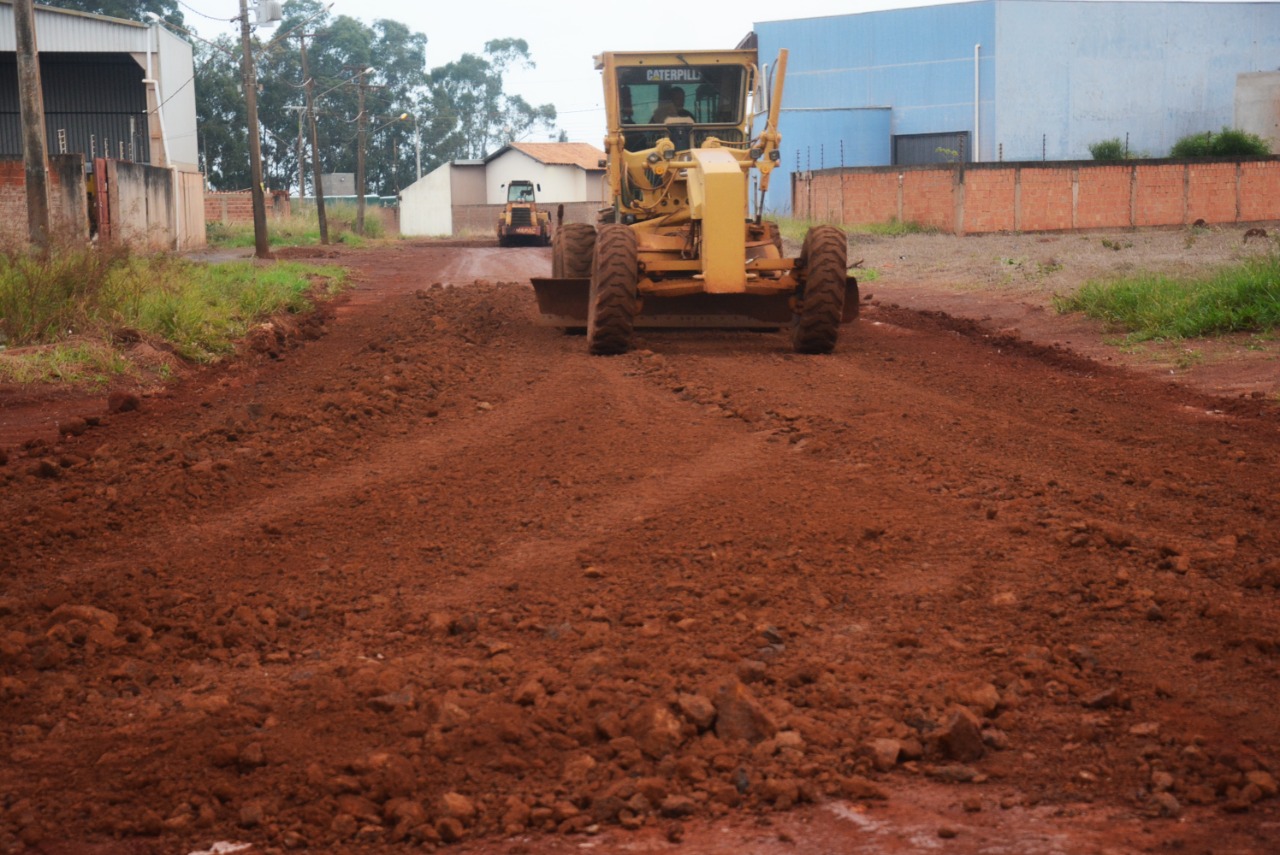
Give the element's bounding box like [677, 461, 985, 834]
[0, 1, 197, 171]
[754, 0, 1280, 212]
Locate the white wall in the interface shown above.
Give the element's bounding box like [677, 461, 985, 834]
[399, 164, 454, 236]
[155, 26, 198, 170]
[486, 150, 598, 204]
[995, 1, 1280, 161]
[1236, 72, 1280, 153]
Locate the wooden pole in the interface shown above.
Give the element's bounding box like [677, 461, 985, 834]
[300, 35, 328, 244]
[239, 0, 271, 258]
[295, 107, 305, 199]
[14, 0, 50, 248]
[355, 69, 368, 235]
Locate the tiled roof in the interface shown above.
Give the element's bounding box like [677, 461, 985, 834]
[503, 142, 605, 171]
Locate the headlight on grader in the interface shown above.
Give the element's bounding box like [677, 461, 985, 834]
[647, 152, 662, 165]
[749, 147, 763, 161]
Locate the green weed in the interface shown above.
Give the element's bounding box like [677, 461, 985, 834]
[0, 341, 129, 384]
[1055, 252, 1280, 340]
[206, 203, 385, 248]
[0, 246, 346, 382]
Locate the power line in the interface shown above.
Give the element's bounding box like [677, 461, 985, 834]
[177, 0, 235, 22]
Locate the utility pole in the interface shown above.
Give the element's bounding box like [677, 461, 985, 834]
[14, 0, 50, 248]
[290, 105, 305, 199]
[300, 34, 328, 244]
[238, 0, 270, 259]
[346, 65, 374, 235]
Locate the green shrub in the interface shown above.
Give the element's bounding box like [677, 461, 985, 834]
[1089, 138, 1127, 161]
[1170, 128, 1272, 158]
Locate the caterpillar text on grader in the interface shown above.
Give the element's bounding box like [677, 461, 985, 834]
[531, 48, 857, 354]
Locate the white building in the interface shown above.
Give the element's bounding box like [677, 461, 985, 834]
[400, 142, 605, 238]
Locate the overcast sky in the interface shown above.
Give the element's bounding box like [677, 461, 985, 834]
[177, 0, 1241, 145]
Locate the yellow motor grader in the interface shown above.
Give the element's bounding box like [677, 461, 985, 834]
[497, 180, 552, 246]
[531, 48, 856, 354]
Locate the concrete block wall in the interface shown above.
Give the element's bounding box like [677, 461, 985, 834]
[796, 159, 1280, 234]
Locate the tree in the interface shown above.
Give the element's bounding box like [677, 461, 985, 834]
[45, 0, 557, 195]
[249, 10, 431, 195]
[193, 37, 250, 189]
[422, 39, 557, 164]
[37, 0, 183, 27]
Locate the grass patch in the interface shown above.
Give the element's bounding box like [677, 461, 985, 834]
[207, 203, 385, 248]
[0, 340, 130, 384]
[775, 217, 933, 243]
[1055, 252, 1280, 340]
[0, 245, 346, 383]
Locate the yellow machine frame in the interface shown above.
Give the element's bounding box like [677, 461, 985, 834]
[595, 48, 797, 300]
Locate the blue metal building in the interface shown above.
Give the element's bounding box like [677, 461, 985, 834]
[754, 0, 1280, 212]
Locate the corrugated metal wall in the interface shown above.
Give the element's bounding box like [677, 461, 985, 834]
[755, 1, 1280, 214]
[0, 5, 150, 54]
[755, 2, 995, 213]
[0, 54, 149, 164]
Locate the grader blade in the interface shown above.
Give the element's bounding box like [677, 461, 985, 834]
[531, 277, 859, 329]
[530, 277, 591, 327]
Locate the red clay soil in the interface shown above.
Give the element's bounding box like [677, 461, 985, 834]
[1, 241, 1279, 855]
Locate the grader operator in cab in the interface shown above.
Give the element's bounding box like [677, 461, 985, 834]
[531, 48, 856, 355]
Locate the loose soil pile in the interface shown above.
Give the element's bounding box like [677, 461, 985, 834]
[1, 234, 1277, 854]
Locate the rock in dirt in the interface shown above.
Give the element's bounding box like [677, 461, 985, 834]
[438, 792, 478, 825]
[932, 707, 986, 762]
[107, 391, 140, 414]
[626, 701, 686, 759]
[713, 680, 777, 743]
[676, 692, 717, 731]
[867, 737, 902, 771]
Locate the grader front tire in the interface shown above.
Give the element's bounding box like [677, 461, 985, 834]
[587, 225, 639, 356]
[555, 223, 597, 279]
[792, 225, 848, 354]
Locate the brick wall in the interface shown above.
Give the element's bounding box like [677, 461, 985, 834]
[205, 191, 292, 224]
[795, 158, 1280, 234]
[0, 156, 89, 246]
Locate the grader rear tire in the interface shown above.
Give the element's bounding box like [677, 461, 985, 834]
[792, 225, 848, 354]
[555, 223, 597, 279]
[587, 225, 639, 356]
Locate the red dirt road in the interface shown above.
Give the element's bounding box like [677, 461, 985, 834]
[2, 242, 1279, 854]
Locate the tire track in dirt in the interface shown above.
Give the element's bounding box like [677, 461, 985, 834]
[2, 245, 1277, 854]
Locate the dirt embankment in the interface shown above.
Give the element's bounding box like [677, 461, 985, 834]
[0, 235, 1277, 854]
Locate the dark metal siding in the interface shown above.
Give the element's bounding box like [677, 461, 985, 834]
[0, 53, 149, 165]
[893, 132, 970, 166]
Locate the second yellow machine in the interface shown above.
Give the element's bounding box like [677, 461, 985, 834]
[532, 48, 857, 355]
